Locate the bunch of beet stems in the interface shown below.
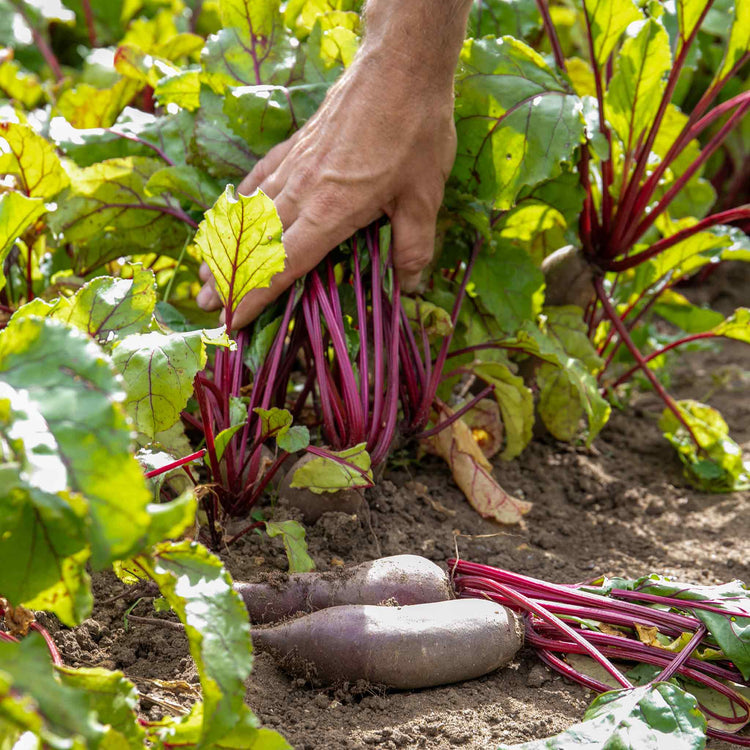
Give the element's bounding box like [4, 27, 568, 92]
[173, 225, 485, 532]
[450, 559, 750, 746]
[267, 225, 486, 461]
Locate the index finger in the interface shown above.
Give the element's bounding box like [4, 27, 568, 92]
[225, 214, 345, 329]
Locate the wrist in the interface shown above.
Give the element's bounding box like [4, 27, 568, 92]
[360, 0, 471, 90]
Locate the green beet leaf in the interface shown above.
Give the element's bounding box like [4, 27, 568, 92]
[651, 290, 724, 334]
[0, 316, 152, 570]
[472, 361, 534, 460]
[149, 701, 291, 750]
[254, 406, 293, 437]
[136, 540, 254, 747]
[712, 307, 750, 344]
[290, 443, 373, 493]
[193, 185, 286, 316]
[220, 0, 279, 37]
[401, 297, 454, 338]
[469, 241, 545, 336]
[50, 156, 190, 274]
[145, 164, 223, 210]
[633, 224, 735, 297]
[202, 5, 297, 92]
[223, 83, 328, 155]
[0, 191, 45, 291]
[584, 0, 644, 67]
[56, 666, 145, 748]
[0, 383, 92, 625]
[12, 265, 157, 343]
[660, 400, 749, 492]
[0, 121, 69, 199]
[154, 68, 202, 111]
[214, 424, 246, 463]
[305, 12, 360, 82]
[190, 88, 258, 179]
[498, 683, 706, 749]
[115, 44, 179, 88]
[675, 0, 711, 47]
[0, 634, 115, 748]
[266, 520, 315, 573]
[0, 59, 44, 108]
[454, 36, 586, 209]
[57, 78, 143, 129]
[144, 490, 199, 548]
[467, 0, 541, 40]
[283, 0, 357, 38]
[254, 407, 310, 452]
[521, 307, 611, 443]
[537, 362, 586, 442]
[112, 327, 231, 439]
[713, 0, 750, 81]
[605, 19, 672, 154]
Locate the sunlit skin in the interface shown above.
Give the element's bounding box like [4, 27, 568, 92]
[197, 0, 473, 328]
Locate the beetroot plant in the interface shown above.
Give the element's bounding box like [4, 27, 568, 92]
[437, 0, 750, 490]
[537, 0, 750, 489]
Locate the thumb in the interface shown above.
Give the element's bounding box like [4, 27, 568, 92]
[390, 200, 438, 293]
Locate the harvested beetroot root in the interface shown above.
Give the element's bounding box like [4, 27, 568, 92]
[540, 244, 594, 308]
[234, 554, 452, 624]
[276, 453, 364, 523]
[251, 598, 523, 689]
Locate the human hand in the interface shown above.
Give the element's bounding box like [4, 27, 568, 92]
[196, 46, 458, 329]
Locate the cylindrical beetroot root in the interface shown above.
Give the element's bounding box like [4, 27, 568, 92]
[234, 554, 453, 624]
[541, 244, 594, 308]
[251, 598, 523, 689]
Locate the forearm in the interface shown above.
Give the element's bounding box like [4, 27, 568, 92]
[361, 0, 473, 89]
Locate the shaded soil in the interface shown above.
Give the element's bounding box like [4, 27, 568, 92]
[53, 265, 749, 749]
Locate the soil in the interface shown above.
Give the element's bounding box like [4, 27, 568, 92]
[52, 264, 749, 749]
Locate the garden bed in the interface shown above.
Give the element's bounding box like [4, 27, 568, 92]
[51, 266, 750, 750]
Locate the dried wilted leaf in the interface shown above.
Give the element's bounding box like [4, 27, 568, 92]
[425, 402, 532, 523]
[635, 623, 662, 648]
[463, 398, 504, 459]
[1, 600, 35, 637]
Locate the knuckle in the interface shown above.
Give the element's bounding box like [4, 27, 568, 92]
[394, 250, 432, 275]
[286, 164, 317, 197]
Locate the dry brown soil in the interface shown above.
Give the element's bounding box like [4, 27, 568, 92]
[51, 265, 750, 749]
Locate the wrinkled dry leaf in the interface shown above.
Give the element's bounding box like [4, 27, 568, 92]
[425, 402, 531, 523]
[463, 398, 505, 459]
[635, 623, 662, 648]
[1, 600, 35, 636]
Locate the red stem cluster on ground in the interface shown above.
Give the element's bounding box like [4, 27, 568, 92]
[450, 559, 750, 746]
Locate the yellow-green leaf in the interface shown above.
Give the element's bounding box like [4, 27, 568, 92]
[605, 20, 672, 152]
[584, 0, 644, 67]
[0, 60, 43, 108]
[0, 122, 68, 199]
[57, 78, 142, 129]
[193, 185, 286, 315]
[0, 192, 45, 291]
[473, 362, 534, 460]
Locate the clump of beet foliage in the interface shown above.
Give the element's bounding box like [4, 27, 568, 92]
[182, 222, 482, 542]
